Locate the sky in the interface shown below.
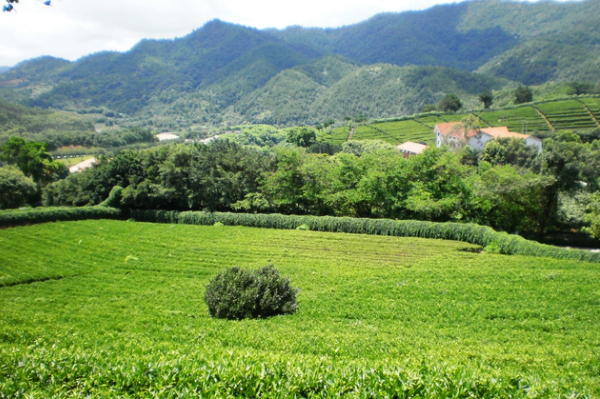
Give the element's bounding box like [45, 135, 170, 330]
[0, 0, 576, 67]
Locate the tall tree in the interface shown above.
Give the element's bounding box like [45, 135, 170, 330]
[478, 89, 493, 109]
[514, 86, 533, 104]
[439, 94, 462, 112]
[0, 166, 37, 209]
[0, 137, 67, 185]
[286, 127, 317, 148]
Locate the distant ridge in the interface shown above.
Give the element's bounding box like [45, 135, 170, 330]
[0, 0, 598, 128]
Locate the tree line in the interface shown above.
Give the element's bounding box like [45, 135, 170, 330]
[30, 133, 600, 239]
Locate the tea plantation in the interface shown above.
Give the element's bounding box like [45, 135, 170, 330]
[323, 97, 600, 146]
[1, 220, 600, 397]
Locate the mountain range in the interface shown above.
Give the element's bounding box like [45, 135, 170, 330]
[1, 0, 599, 129]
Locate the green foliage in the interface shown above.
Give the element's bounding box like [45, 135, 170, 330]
[514, 86, 533, 104]
[45, 141, 270, 210]
[99, 186, 123, 208]
[583, 192, 600, 239]
[130, 210, 600, 263]
[42, 134, 600, 237]
[306, 142, 342, 155]
[421, 103, 438, 112]
[341, 140, 396, 156]
[567, 81, 595, 96]
[0, 136, 68, 186]
[479, 140, 507, 166]
[0, 166, 37, 209]
[222, 125, 287, 147]
[0, 206, 122, 228]
[3, 220, 600, 396]
[439, 93, 462, 112]
[3, 1, 600, 129]
[479, 89, 493, 109]
[0, 99, 95, 146]
[204, 266, 298, 320]
[286, 126, 317, 147]
[480, 138, 538, 168]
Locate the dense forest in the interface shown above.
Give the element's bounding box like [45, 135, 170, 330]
[24, 130, 598, 243]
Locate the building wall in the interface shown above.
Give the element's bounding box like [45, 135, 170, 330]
[525, 136, 543, 153]
[468, 133, 492, 151]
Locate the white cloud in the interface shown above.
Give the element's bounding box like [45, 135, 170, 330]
[0, 0, 576, 66]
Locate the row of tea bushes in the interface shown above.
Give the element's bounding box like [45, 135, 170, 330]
[0, 206, 121, 228]
[130, 210, 600, 263]
[2, 206, 597, 262]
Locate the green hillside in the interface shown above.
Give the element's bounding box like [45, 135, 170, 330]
[234, 63, 508, 126]
[1, 0, 599, 129]
[1, 220, 599, 396]
[274, 0, 600, 85]
[322, 97, 600, 146]
[0, 99, 95, 144]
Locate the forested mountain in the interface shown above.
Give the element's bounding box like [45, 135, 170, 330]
[0, 67, 10, 75]
[268, 3, 517, 72]
[272, 0, 600, 85]
[1, 0, 599, 128]
[231, 59, 508, 125]
[0, 99, 94, 142]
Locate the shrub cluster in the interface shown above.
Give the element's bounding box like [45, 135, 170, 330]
[130, 210, 600, 263]
[204, 266, 298, 320]
[3, 206, 598, 263]
[0, 206, 122, 228]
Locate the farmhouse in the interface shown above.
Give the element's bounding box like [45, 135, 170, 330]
[397, 142, 428, 157]
[156, 132, 180, 141]
[434, 122, 542, 153]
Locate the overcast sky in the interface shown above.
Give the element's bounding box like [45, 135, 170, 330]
[0, 0, 576, 67]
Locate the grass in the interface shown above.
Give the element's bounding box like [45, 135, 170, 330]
[1, 220, 599, 397]
[55, 155, 94, 167]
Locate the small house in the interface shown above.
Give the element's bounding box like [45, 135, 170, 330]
[397, 142, 428, 157]
[156, 132, 181, 141]
[434, 122, 542, 153]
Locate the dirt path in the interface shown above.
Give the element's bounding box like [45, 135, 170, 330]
[575, 99, 600, 128]
[69, 157, 96, 173]
[532, 106, 555, 131]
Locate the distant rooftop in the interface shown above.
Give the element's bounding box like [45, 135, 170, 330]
[435, 122, 535, 140]
[397, 141, 428, 154]
[156, 132, 180, 141]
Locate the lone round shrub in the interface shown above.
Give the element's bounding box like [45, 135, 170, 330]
[204, 266, 298, 320]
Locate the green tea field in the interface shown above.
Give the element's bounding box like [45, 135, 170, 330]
[323, 98, 600, 146]
[1, 220, 600, 397]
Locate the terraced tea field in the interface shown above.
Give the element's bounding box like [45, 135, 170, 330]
[1, 220, 600, 397]
[536, 100, 598, 131]
[475, 107, 549, 133]
[324, 98, 600, 146]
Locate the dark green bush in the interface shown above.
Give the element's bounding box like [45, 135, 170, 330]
[0, 166, 37, 209]
[0, 206, 122, 228]
[99, 186, 123, 208]
[204, 266, 298, 320]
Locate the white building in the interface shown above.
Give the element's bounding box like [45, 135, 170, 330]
[434, 122, 542, 153]
[156, 132, 181, 141]
[397, 142, 428, 157]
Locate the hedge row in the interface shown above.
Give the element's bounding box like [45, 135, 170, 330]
[3, 206, 597, 262]
[0, 206, 122, 228]
[130, 210, 600, 263]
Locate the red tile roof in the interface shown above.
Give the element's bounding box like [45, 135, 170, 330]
[435, 122, 533, 140]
